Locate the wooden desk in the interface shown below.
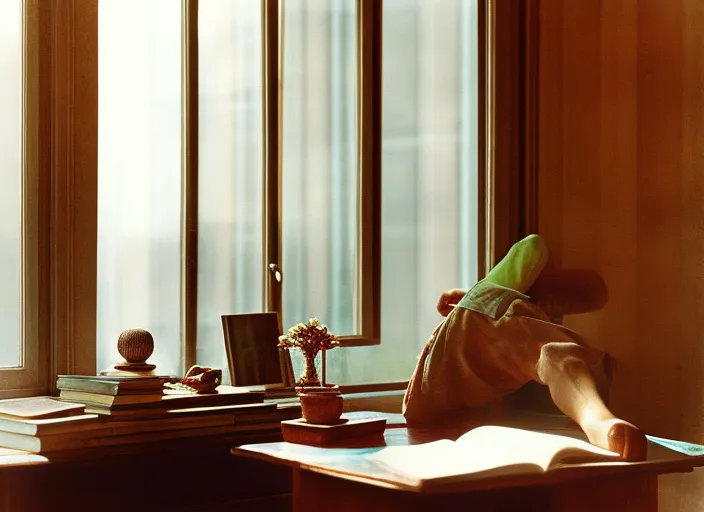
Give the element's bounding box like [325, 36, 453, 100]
[233, 417, 704, 512]
[0, 432, 292, 512]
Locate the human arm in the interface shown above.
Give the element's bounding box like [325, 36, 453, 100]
[436, 288, 468, 317]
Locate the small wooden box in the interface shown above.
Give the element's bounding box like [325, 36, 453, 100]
[281, 417, 386, 447]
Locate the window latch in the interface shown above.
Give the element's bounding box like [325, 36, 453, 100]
[268, 263, 282, 283]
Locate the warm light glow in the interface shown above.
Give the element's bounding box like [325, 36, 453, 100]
[197, 0, 264, 374]
[97, 0, 183, 375]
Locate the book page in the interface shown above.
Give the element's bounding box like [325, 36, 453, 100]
[456, 426, 619, 469]
[368, 426, 620, 484]
[0, 397, 85, 419]
[367, 438, 541, 483]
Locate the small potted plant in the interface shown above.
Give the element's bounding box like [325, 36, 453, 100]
[278, 318, 343, 424]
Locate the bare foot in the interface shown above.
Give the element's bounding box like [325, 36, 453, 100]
[582, 418, 647, 461]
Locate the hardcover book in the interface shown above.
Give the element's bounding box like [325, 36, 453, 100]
[0, 397, 85, 420]
[57, 375, 163, 396]
[58, 390, 163, 407]
[366, 425, 621, 486]
[0, 414, 236, 453]
[0, 414, 100, 436]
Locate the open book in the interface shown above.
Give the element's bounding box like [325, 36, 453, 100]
[367, 425, 620, 485]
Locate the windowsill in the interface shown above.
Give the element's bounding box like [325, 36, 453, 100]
[342, 389, 404, 414]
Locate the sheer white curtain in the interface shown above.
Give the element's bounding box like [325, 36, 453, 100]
[290, 0, 480, 384]
[280, 0, 358, 381]
[0, 1, 22, 368]
[197, 0, 264, 379]
[97, 0, 183, 376]
[96, 0, 478, 384]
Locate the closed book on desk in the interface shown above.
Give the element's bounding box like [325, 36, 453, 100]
[59, 390, 163, 407]
[0, 414, 100, 436]
[167, 402, 278, 417]
[0, 397, 85, 420]
[0, 424, 237, 453]
[57, 375, 163, 396]
[84, 405, 168, 418]
[162, 386, 264, 409]
[85, 387, 266, 418]
[0, 414, 236, 453]
[367, 426, 620, 487]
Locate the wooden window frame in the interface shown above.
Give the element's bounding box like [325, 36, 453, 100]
[28, 0, 497, 394]
[488, 0, 540, 265]
[188, 0, 495, 366]
[0, 0, 98, 397]
[0, 0, 50, 398]
[258, 0, 383, 350]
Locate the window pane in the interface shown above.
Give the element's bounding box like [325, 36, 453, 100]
[281, 0, 359, 342]
[0, 1, 22, 368]
[328, 0, 479, 384]
[198, 0, 264, 382]
[97, 1, 183, 376]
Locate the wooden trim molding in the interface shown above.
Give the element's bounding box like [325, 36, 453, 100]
[182, 0, 199, 372]
[520, 0, 540, 237]
[49, 0, 98, 385]
[262, 0, 282, 321]
[489, 0, 540, 264]
[479, 0, 491, 277]
[262, 0, 295, 386]
[339, 0, 382, 348]
[0, 0, 53, 397]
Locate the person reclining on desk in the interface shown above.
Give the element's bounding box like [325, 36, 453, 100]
[403, 234, 647, 461]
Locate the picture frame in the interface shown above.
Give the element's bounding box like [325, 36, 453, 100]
[221, 312, 293, 388]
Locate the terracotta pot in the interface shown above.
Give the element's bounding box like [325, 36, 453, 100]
[298, 390, 344, 424]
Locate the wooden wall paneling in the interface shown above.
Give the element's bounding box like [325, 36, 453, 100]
[558, 0, 601, 274]
[633, 0, 685, 439]
[658, 1, 704, 510]
[596, 0, 639, 422]
[678, 0, 704, 445]
[536, 0, 704, 510]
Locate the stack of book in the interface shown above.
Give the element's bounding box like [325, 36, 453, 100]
[57, 375, 166, 417]
[0, 396, 238, 453]
[55, 374, 302, 436]
[0, 396, 100, 452]
[0, 378, 303, 454]
[169, 399, 303, 434]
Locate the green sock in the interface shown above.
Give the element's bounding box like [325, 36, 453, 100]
[484, 234, 549, 293]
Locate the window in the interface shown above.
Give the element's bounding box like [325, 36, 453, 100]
[97, 0, 183, 376]
[0, 0, 48, 395]
[197, 0, 264, 372]
[0, 0, 488, 394]
[0, 0, 23, 370]
[280, 0, 359, 339]
[92, 0, 481, 385]
[327, 0, 480, 384]
[279, 0, 362, 382]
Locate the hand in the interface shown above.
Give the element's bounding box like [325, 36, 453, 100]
[436, 288, 467, 317]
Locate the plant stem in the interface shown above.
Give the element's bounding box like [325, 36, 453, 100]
[322, 348, 327, 386]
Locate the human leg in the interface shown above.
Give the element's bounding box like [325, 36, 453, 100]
[534, 342, 647, 461]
